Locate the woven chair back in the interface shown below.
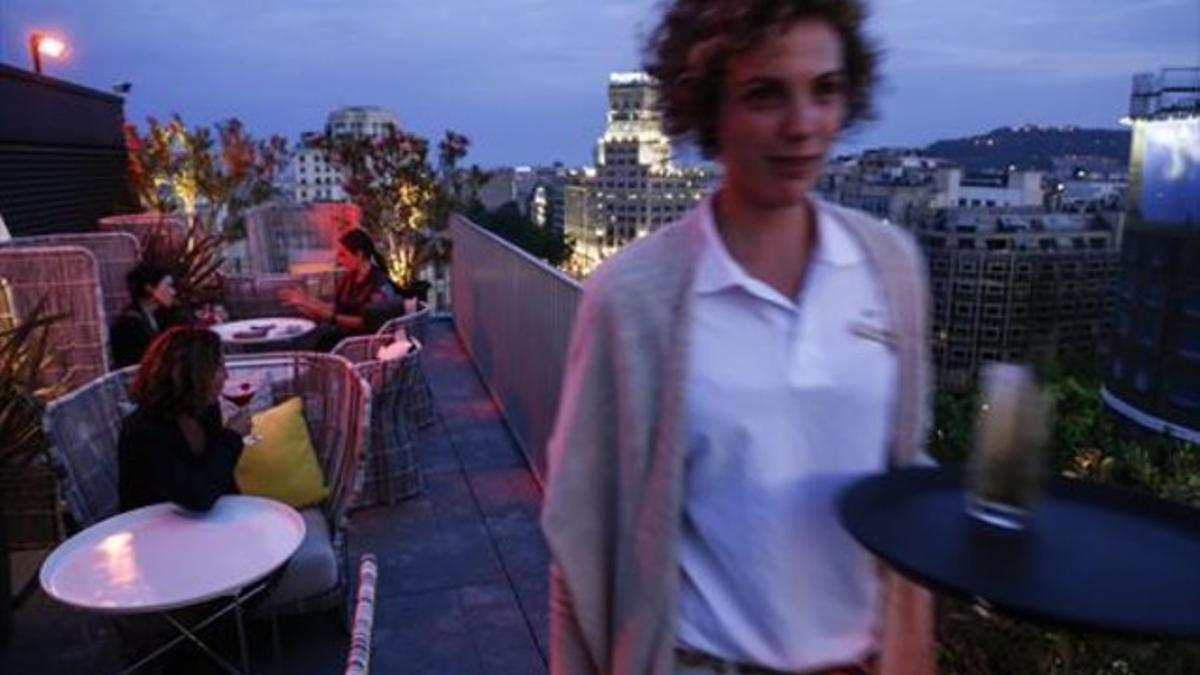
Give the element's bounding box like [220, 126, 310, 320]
[0, 276, 14, 332]
[244, 203, 360, 275]
[7, 231, 141, 319]
[223, 271, 338, 320]
[98, 213, 187, 250]
[0, 245, 107, 390]
[376, 300, 431, 344]
[331, 334, 423, 504]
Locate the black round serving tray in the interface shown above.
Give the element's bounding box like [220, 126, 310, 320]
[839, 466, 1200, 638]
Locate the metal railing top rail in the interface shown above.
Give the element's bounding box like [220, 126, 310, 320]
[449, 213, 582, 291]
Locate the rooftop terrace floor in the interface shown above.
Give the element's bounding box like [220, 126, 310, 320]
[2, 319, 551, 674]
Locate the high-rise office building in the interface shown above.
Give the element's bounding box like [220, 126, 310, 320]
[565, 73, 717, 272]
[1103, 67, 1200, 440]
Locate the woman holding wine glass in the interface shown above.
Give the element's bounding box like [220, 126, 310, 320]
[117, 326, 250, 513]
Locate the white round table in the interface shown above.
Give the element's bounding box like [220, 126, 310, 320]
[41, 495, 305, 614]
[41, 496, 305, 674]
[210, 318, 315, 348]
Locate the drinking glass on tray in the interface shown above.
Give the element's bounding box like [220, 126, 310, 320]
[965, 362, 1052, 530]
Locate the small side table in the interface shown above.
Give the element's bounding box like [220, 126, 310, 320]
[40, 495, 306, 674]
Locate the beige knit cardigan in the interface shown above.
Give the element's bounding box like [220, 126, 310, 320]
[542, 198, 936, 675]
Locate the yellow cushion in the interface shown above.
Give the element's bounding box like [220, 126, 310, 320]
[235, 397, 328, 508]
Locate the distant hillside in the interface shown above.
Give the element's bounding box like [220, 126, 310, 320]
[924, 125, 1130, 172]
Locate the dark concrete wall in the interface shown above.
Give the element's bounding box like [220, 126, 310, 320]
[0, 64, 132, 236]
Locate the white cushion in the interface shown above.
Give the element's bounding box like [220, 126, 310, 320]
[376, 337, 414, 361]
[257, 507, 338, 610]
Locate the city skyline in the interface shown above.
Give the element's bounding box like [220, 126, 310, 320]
[2, 0, 1196, 167]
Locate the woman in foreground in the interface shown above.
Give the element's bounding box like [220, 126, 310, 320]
[118, 326, 247, 513]
[542, 1, 935, 673]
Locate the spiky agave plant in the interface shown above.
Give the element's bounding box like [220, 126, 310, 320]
[0, 299, 67, 555]
[0, 300, 64, 470]
[141, 217, 226, 311]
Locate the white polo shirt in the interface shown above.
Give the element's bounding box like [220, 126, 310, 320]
[677, 196, 897, 671]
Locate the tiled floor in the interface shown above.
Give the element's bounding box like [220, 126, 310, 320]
[1, 319, 550, 674]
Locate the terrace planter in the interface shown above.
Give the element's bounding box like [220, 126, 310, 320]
[97, 212, 188, 248]
[400, 280, 431, 303]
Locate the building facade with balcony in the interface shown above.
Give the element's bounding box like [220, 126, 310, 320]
[478, 164, 575, 233]
[818, 149, 958, 224]
[1103, 67, 1200, 440]
[912, 206, 1120, 390]
[283, 106, 400, 204]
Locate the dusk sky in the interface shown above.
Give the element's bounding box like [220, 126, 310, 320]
[2, 0, 1197, 167]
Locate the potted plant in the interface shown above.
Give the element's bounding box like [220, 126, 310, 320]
[0, 300, 64, 640]
[140, 218, 227, 322]
[117, 115, 291, 318]
[318, 128, 485, 303]
[120, 115, 291, 240]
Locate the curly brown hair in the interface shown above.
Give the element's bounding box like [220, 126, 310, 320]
[643, 0, 880, 158]
[130, 326, 223, 418]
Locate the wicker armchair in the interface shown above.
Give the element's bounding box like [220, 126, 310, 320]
[375, 304, 435, 430]
[342, 554, 379, 675]
[3, 231, 141, 319]
[42, 352, 372, 617]
[376, 300, 431, 345]
[0, 245, 108, 390]
[223, 272, 338, 320]
[0, 276, 14, 332]
[244, 202, 359, 275]
[331, 334, 423, 504]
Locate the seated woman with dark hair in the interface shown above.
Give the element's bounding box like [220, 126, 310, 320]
[110, 261, 180, 369]
[280, 228, 399, 350]
[117, 326, 249, 512]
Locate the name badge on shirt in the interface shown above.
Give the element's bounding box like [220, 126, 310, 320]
[849, 319, 897, 349]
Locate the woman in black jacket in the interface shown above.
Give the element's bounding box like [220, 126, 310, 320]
[117, 326, 249, 512]
[109, 261, 180, 369]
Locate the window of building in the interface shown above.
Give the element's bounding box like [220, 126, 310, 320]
[1134, 369, 1151, 394]
[1168, 383, 1200, 410]
[1144, 284, 1166, 309]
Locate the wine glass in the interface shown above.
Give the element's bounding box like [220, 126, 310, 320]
[222, 378, 262, 446]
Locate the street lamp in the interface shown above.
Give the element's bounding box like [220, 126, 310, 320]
[28, 32, 68, 75]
